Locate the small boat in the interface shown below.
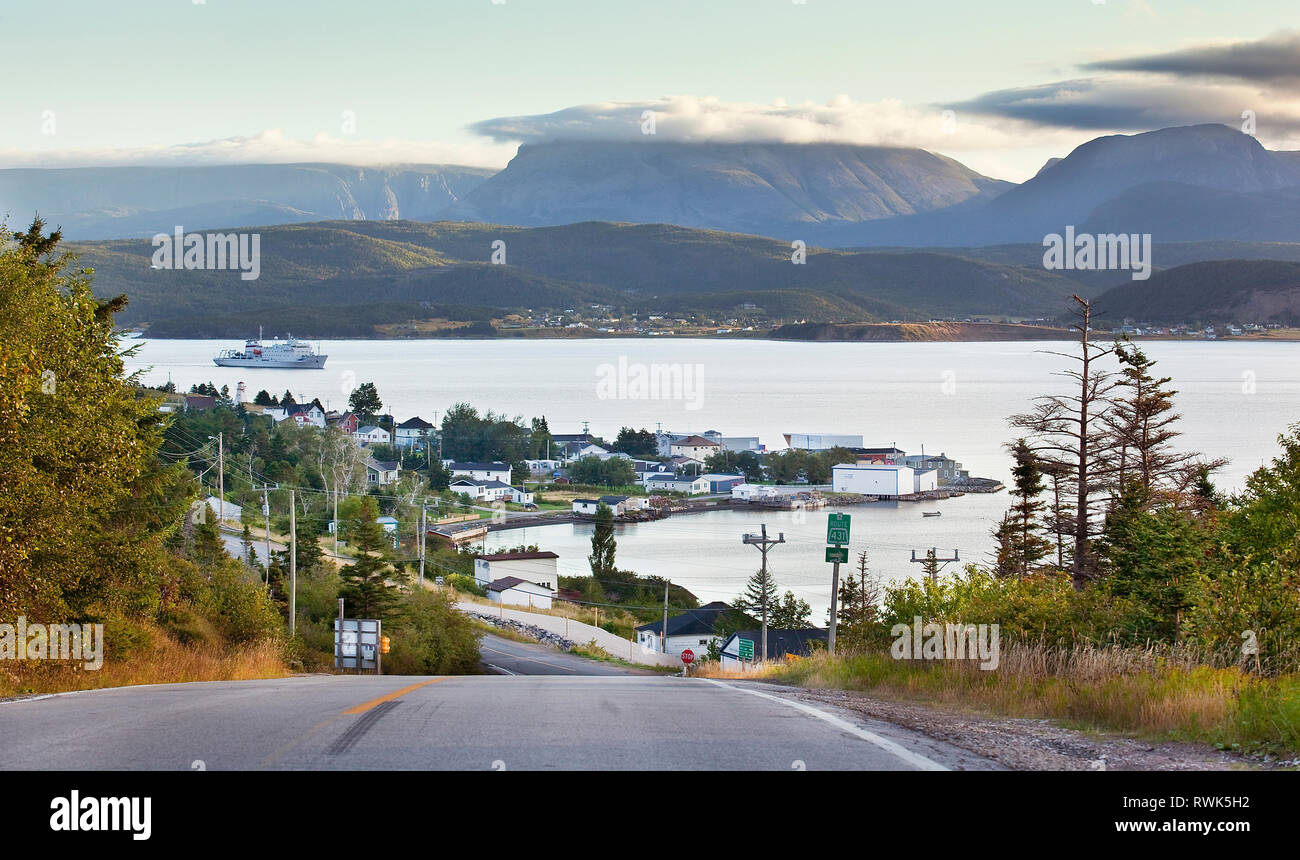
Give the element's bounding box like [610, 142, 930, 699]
[922, 511, 942, 517]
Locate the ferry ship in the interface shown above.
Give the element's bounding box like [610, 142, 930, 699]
[213, 329, 327, 369]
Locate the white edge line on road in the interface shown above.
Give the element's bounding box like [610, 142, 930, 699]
[486, 664, 517, 675]
[703, 680, 948, 771]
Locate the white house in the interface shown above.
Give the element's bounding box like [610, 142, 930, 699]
[449, 478, 513, 502]
[282, 399, 327, 429]
[572, 498, 602, 515]
[447, 461, 511, 483]
[732, 483, 779, 502]
[634, 601, 732, 656]
[353, 425, 392, 446]
[526, 459, 561, 474]
[510, 486, 535, 505]
[669, 435, 721, 462]
[474, 551, 559, 591]
[487, 576, 554, 610]
[831, 463, 917, 497]
[644, 474, 710, 494]
[394, 416, 435, 448]
[365, 458, 400, 486]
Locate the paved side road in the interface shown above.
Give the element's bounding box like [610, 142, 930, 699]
[0, 675, 999, 771]
[479, 633, 650, 676]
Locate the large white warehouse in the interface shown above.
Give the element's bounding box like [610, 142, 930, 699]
[832, 464, 938, 496]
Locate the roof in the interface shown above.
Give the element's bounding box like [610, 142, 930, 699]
[477, 551, 559, 562]
[487, 576, 553, 593]
[397, 416, 435, 430]
[573, 498, 601, 505]
[551, 433, 594, 443]
[356, 425, 387, 435]
[635, 601, 734, 637]
[287, 398, 325, 415]
[647, 474, 703, 484]
[449, 462, 510, 471]
[722, 628, 829, 659]
[365, 458, 399, 471]
[599, 495, 628, 504]
[672, 435, 720, 447]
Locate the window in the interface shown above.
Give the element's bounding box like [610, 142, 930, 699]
[699, 639, 708, 645]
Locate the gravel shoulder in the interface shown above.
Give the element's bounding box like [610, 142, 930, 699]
[777, 687, 1287, 771]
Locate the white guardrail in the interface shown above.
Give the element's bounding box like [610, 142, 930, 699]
[456, 601, 683, 668]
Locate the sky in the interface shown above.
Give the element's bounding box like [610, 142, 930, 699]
[2, 0, 1299, 181]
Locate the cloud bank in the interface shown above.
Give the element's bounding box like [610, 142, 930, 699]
[0, 129, 514, 170]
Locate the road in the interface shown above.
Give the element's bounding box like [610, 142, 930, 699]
[0, 661, 996, 770]
[478, 633, 648, 676]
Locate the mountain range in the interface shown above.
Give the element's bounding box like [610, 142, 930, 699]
[7, 124, 1298, 248]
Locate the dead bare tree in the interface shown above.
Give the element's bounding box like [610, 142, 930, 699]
[1010, 296, 1118, 589]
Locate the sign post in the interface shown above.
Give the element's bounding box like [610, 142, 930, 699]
[825, 514, 851, 657]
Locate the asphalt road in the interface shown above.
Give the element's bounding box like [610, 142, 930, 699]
[479, 633, 649, 676]
[0, 669, 996, 770]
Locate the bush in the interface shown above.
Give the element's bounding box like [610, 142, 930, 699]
[444, 573, 485, 597]
[382, 590, 482, 675]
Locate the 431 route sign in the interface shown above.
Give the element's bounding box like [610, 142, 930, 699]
[826, 513, 851, 545]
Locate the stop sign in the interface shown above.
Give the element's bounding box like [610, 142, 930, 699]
[681, 649, 695, 664]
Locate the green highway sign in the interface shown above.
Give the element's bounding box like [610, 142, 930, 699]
[738, 638, 755, 661]
[826, 513, 851, 545]
[825, 546, 849, 564]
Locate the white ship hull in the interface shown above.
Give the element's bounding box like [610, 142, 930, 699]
[213, 355, 327, 369]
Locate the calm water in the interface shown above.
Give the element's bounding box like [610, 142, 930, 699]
[126, 337, 1300, 617]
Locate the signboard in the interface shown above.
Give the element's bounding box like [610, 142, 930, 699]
[680, 649, 695, 664]
[738, 638, 755, 661]
[334, 618, 382, 671]
[826, 513, 851, 545]
[825, 546, 849, 564]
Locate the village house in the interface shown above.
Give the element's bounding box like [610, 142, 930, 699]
[473, 551, 559, 591]
[326, 411, 360, 435]
[486, 576, 554, 610]
[353, 425, 392, 446]
[449, 478, 514, 503]
[635, 601, 733, 655]
[447, 461, 511, 483]
[643, 474, 710, 494]
[364, 458, 400, 487]
[284, 399, 327, 429]
[394, 416, 435, 449]
[669, 434, 721, 462]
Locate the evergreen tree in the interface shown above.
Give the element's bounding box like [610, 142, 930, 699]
[998, 438, 1054, 578]
[348, 382, 383, 421]
[338, 497, 404, 618]
[769, 590, 813, 628]
[588, 502, 617, 576]
[733, 568, 779, 626]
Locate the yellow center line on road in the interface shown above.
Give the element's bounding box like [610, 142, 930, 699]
[480, 645, 579, 673]
[342, 678, 447, 715]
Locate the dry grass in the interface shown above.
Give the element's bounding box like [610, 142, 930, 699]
[745, 643, 1300, 755]
[0, 622, 288, 698]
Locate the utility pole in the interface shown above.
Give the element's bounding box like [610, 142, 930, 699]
[208, 433, 225, 524]
[910, 548, 960, 585]
[661, 582, 669, 654]
[332, 481, 339, 557]
[289, 489, 297, 638]
[743, 524, 785, 663]
[418, 502, 427, 587]
[262, 484, 272, 585]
